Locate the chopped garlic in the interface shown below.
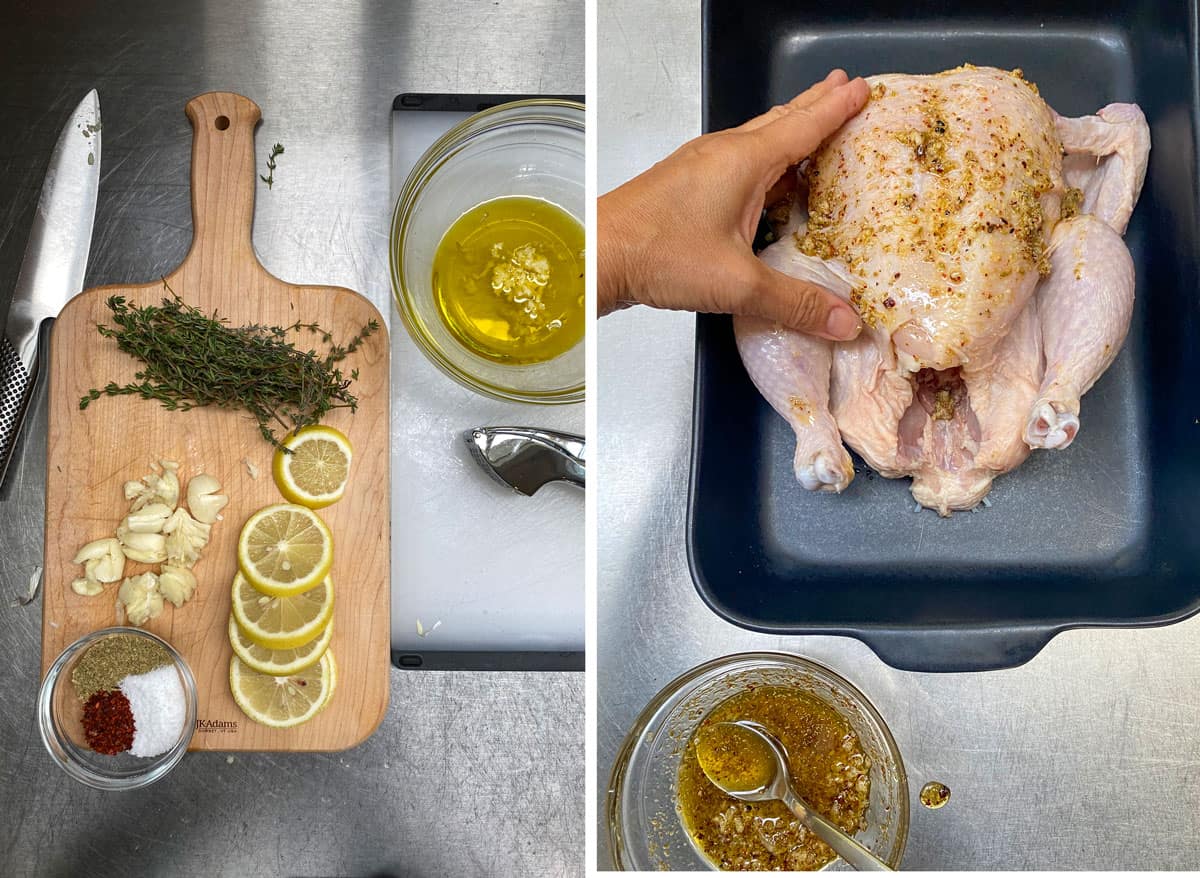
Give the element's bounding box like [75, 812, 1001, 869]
[116, 526, 168, 564]
[118, 572, 163, 625]
[187, 474, 228, 524]
[158, 564, 197, 608]
[162, 507, 211, 567]
[71, 538, 126, 583]
[243, 458, 259, 479]
[122, 502, 173, 534]
[71, 577, 104, 597]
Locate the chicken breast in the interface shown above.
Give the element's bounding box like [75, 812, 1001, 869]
[735, 65, 1150, 514]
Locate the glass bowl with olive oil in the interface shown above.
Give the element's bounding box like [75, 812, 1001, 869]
[391, 100, 585, 404]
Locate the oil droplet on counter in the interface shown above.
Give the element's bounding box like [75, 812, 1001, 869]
[920, 781, 951, 809]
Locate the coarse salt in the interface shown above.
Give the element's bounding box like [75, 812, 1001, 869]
[119, 665, 186, 757]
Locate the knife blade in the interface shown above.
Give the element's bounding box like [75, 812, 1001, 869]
[0, 90, 101, 490]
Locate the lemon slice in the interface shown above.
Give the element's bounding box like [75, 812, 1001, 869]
[229, 649, 337, 728]
[230, 571, 334, 650]
[228, 614, 332, 676]
[237, 503, 333, 596]
[273, 425, 353, 509]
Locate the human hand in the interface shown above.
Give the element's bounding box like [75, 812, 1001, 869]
[597, 69, 870, 340]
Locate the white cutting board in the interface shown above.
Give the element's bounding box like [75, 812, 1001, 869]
[388, 103, 584, 663]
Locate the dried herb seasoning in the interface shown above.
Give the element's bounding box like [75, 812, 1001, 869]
[72, 634, 172, 702]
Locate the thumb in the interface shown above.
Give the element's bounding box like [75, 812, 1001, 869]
[745, 259, 862, 341]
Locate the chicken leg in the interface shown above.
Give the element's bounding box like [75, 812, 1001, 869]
[1026, 104, 1148, 449]
[734, 218, 858, 492]
[1025, 214, 1135, 449]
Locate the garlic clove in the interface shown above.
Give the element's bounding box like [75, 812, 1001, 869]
[118, 571, 163, 625]
[116, 527, 168, 564]
[187, 473, 228, 524]
[126, 465, 180, 512]
[72, 537, 120, 565]
[72, 538, 125, 583]
[158, 469, 181, 510]
[123, 502, 173, 534]
[162, 507, 211, 567]
[71, 577, 104, 597]
[159, 564, 197, 607]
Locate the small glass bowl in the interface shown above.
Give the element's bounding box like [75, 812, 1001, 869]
[38, 627, 197, 790]
[607, 652, 909, 871]
[390, 99, 585, 404]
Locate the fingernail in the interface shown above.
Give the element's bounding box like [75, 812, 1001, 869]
[825, 307, 860, 339]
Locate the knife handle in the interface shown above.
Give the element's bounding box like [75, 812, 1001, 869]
[0, 334, 38, 490]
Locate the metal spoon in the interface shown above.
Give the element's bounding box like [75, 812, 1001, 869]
[695, 720, 893, 872]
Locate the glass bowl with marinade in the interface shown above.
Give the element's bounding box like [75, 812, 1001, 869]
[38, 627, 197, 790]
[390, 100, 585, 404]
[607, 652, 908, 871]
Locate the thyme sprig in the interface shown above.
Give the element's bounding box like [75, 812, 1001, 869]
[80, 290, 379, 448]
[260, 142, 284, 189]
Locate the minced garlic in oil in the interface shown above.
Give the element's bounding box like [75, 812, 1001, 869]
[432, 196, 584, 365]
[678, 686, 871, 871]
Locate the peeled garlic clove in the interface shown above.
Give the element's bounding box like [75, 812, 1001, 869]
[84, 553, 124, 584]
[162, 507, 211, 567]
[187, 474, 228, 524]
[123, 502, 173, 534]
[126, 464, 181, 512]
[72, 538, 125, 583]
[118, 571, 163, 625]
[159, 564, 197, 608]
[117, 527, 167, 564]
[71, 577, 104, 597]
[72, 538, 118, 565]
[157, 470, 180, 510]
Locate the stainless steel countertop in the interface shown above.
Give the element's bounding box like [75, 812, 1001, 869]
[598, 1, 1200, 869]
[0, 2, 582, 875]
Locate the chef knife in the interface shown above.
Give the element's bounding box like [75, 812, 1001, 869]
[0, 90, 101, 491]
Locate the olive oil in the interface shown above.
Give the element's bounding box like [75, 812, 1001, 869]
[431, 196, 584, 364]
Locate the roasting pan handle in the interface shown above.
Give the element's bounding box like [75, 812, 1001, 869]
[855, 626, 1060, 673]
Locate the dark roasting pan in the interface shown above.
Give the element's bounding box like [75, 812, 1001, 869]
[688, 0, 1200, 671]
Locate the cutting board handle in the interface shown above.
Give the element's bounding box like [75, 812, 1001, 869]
[182, 92, 262, 273]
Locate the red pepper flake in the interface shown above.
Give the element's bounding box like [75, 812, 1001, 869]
[883, 297, 897, 309]
[82, 689, 136, 755]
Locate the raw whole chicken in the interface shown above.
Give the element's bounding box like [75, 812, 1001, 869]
[735, 65, 1151, 515]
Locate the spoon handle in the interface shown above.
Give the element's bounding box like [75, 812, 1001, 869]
[781, 787, 894, 871]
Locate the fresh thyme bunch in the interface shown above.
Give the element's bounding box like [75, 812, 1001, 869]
[80, 293, 379, 448]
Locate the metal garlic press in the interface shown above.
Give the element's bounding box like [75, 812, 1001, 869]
[463, 427, 585, 496]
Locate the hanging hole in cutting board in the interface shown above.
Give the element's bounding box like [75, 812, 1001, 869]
[214, 115, 230, 130]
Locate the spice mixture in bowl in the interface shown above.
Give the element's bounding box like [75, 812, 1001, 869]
[39, 627, 197, 789]
[607, 652, 908, 871]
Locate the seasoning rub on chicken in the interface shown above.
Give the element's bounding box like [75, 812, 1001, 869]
[736, 65, 1150, 515]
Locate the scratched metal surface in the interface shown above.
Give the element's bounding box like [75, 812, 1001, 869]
[597, 0, 1200, 869]
[0, 2, 583, 875]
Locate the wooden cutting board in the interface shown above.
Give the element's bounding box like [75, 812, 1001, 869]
[41, 92, 391, 751]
